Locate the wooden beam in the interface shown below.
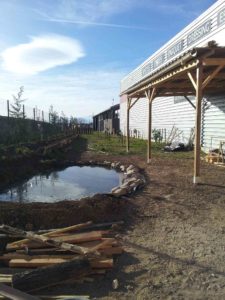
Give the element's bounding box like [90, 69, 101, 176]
[129, 97, 140, 109]
[184, 96, 196, 109]
[202, 65, 224, 89]
[145, 88, 156, 164]
[127, 60, 198, 97]
[203, 58, 225, 66]
[193, 62, 203, 184]
[150, 60, 198, 87]
[187, 72, 197, 90]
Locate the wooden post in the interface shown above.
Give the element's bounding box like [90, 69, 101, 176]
[145, 88, 156, 164]
[126, 98, 130, 152]
[147, 98, 152, 163]
[194, 62, 203, 184]
[33, 108, 36, 121]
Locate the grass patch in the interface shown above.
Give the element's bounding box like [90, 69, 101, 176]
[80, 133, 194, 160]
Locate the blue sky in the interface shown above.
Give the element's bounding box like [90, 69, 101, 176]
[0, 0, 216, 119]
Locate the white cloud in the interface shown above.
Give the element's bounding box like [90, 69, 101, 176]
[52, 0, 133, 23]
[1, 34, 85, 75]
[35, 0, 149, 29]
[0, 68, 126, 118]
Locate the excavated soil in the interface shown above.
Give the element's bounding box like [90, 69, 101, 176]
[1, 148, 225, 299]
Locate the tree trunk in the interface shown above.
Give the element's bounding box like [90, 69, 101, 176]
[12, 258, 90, 292]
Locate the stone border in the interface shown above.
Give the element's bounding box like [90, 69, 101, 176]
[76, 160, 146, 198]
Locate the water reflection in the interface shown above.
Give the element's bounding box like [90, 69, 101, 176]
[0, 166, 123, 203]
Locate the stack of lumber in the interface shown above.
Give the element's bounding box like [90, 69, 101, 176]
[0, 221, 123, 295]
[205, 152, 219, 164]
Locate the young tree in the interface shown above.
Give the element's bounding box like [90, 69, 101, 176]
[10, 86, 26, 118]
[49, 105, 59, 124]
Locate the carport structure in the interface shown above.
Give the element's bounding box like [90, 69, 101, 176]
[124, 45, 225, 184]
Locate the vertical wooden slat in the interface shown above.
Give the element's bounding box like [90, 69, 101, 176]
[194, 62, 203, 184]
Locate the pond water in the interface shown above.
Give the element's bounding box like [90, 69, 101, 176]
[0, 166, 123, 203]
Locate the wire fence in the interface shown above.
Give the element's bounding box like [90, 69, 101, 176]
[0, 99, 53, 122]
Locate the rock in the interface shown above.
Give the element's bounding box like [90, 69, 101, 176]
[120, 165, 125, 172]
[127, 165, 135, 172]
[126, 169, 136, 176]
[112, 278, 119, 290]
[111, 162, 116, 168]
[112, 187, 127, 197]
[111, 186, 120, 193]
[126, 177, 138, 184]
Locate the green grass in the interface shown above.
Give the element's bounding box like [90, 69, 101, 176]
[80, 132, 195, 160]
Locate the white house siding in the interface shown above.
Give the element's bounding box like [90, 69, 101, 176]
[120, 0, 225, 153]
[120, 96, 196, 142]
[120, 94, 225, 153]
[202, 95, 225, 152]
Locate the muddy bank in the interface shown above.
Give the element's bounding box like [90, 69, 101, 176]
[0, 194, 133, 230]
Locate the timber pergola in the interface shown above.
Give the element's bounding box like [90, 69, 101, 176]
[123, 45, 225, 184]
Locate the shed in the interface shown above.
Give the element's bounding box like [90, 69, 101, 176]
[93, 104, 120, 134]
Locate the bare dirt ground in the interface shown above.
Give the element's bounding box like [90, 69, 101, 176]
[1, 145, 225, 299]
[62, 151, 225, 300]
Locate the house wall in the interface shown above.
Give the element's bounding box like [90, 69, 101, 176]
[120, 94, 225, 152]
[120, 0, 225, 153]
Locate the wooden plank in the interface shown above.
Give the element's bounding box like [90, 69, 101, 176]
[0, 283, 40, 300]
[8, 221, 93, 249]
[9, 258, 70, 268]
[203, 58, 225, 66]
[9, 257, 114, 269]
[15, 238, 117, 254]
[0, 225, 99, 257]
[0, 254, 77, 262]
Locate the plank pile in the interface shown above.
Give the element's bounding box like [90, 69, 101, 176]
[0, 221, 123, 295]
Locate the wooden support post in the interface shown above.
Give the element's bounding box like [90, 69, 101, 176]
[194, 62, 203, 184]
[147, 97, 152, 163]
[145, 88, 156, 164]
[126, 98, 131, 153]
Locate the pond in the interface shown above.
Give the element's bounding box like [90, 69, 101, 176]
[0, 165, 124, 203]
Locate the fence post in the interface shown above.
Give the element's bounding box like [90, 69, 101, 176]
[42, 111, 44, 122]
[33, 108, 36, 121]
[7, 100, 10, 118]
